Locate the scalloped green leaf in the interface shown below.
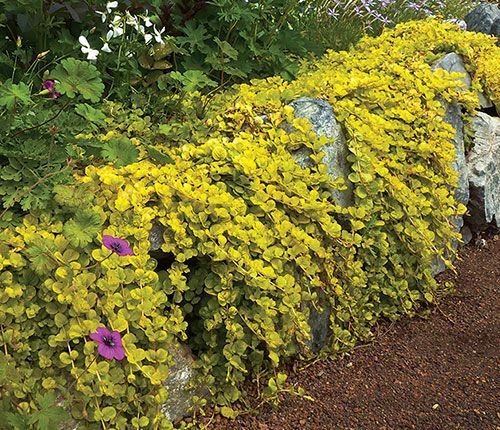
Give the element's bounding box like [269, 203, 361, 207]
[49, 58, 104, 102]
[63, 210, 102, 247]
[101, 137, 139, 167]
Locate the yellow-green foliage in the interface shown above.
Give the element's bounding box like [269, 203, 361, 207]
[0, 19, 499, 428]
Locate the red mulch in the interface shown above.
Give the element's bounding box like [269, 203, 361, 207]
[202, 235, 500, 430]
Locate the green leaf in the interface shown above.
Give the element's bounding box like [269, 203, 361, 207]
[214, 37, 239, 61]
[101, 137, 139, 167]
[168, 70, 217, 92]
[75, 103, 106, 125]
[27, 393, 69, 430]
[177, 22, 209, 50]
[145, 144, 174, 165]
[63, 209, 102, 247]
[101, 406, 116, 421]
[49, 58, 104, 102]
[0, 79, 31, 110]
[219, 406, 238, 419]
[4, 412, 28, 430]
[25, 239, 59, 274]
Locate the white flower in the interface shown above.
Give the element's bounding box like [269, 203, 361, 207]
[126, 11, 140, 31]
[109, 20, 124, 38]
[96, 11, 107, 23]
[153, 25, 165, 44]
[112, 25, 124, 38]
[143, 16, 153, 27]
[101, 42, 112, 53]
[106, 1, 118, 13]
[107, 15, 124, 38]
[79, 35, 99, 60]
[144, 33, 153, 44]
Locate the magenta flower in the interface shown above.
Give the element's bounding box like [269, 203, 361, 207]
[89, 327, 125, 360]
[42, 80, 62, 99]
[102, 234, 134, 256]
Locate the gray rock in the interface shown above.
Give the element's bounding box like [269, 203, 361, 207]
[303, 289, 331, 354]
[492, 17, 500, 39]
[478, 91, 493, 110]
[431, 52, 492, 110]
[289, 97, 354, 208]
[162, 342, 209, 423]
[430, 55, 471, 274]
[149, 219, 165, 252]
[461, 225, 473, 245]
[466, 112, 500, 231]
[431, 54, 471, 208]
[431, 100, 469, 275]
[432, 53, 472, 90]
[444, 18, 467, 31]
[464, 3, 500, 36]
[286, 98, 353, 351]
[445, 103, 470, 210]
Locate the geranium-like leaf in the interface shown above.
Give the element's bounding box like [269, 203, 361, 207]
[27, 393, 70, 430]
[4, 412, 28, 430]
[49, 58, 104, 102]
[63, 209, 103, 248]
[0, 79, 31, 110]
[101, 137, 139, 167]
[168, 70, 217, 92]
[75, 103, 106, 125]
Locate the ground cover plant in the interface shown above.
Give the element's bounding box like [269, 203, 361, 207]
[0, 0, 477, 221]
[2, 0, 500, 428]
[1, 13, 499, 428]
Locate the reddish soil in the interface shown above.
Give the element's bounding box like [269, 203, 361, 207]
[204, 235, 500, 430]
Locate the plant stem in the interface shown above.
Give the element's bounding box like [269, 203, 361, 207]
[0, 160, 73, 220]
[11, 99, 70, 137]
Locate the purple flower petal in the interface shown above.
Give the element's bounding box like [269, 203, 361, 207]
[89, 326, 111, 342]
[102, 234, 134, 256]
[42, 80, 55, 91]
[97, 343, 117, 360]
[90, 326, 126, 361]
[110, 331, 123, 347]
[112, 346, 126, 361]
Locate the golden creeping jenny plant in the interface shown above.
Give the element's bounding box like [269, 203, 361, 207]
[0, 20, 499, 428]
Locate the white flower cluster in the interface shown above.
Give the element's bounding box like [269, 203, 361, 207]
[79, 1, 166, 61]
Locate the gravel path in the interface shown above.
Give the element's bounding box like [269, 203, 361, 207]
[203, 235, 499, 430]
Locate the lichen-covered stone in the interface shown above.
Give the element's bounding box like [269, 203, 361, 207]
[161, 343, 209, 423]
[461, 225, 473, 245]
[464, 3, 500, 36]
[430, 55, 470, 274]
[432, 53, 472, 90]
[491, 17, 500, 39]
[466, 112, 500, 231]
[289, 97, 354, 208]
[431, 52, 492, 110]
[149, 219, 164, 252]
[431, 99, 469, 275]
[303, 289, 332, 354]
[287, 98, 354, 351]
